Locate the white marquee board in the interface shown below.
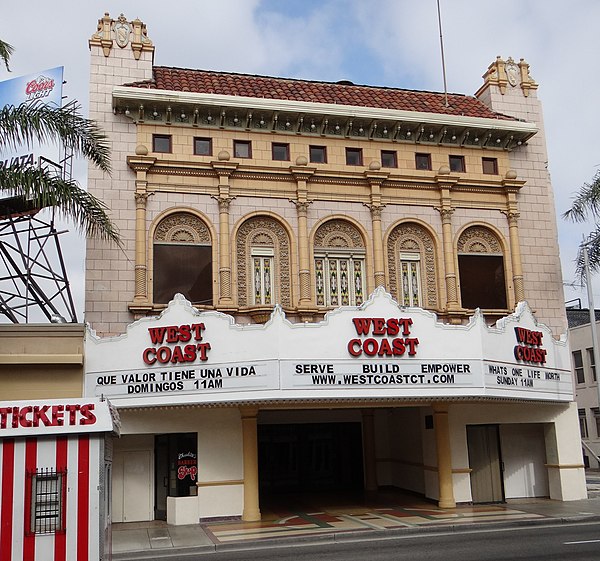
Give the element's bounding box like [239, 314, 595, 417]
[84, 290, 572, 407]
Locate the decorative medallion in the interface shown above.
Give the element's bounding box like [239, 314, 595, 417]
[114, 14, 131, 48]
[506, 57, 519, 87]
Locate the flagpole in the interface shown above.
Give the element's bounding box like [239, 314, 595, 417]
[436, 0, 449, 107]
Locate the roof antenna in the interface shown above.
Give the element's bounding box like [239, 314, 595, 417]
[436, 0, 449, 108]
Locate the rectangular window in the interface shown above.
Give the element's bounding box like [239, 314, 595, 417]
[449, 155, 465, 172]
[482, 157, 498, 175]
[415, 153, 432, 171]
[27, 468, 66, 535]
[579, 408, 589, 438]
[153, 244, 212, 305]
[194, 137, 212, 156]
[588, 347, 597, 381]
[458, 254, 507, 310]
[573, 350, 585, 384]
[309, 145, 327, 163]
[252, 248, 274, 305]
[345, 147, 363, 166]
[315, 254, 364, 306]
[272, 143, 290, 161]
[153, 134, 172, 153]
[233, 140, 251, 158]
[381, 150, 397, 168]
[399, 253, 421, 307]
[593, 408, 600, 438]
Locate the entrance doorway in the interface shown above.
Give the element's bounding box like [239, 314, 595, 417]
[466, 424, 504, 503]
[258, 422, 364, 498]
[154, 433, 198, 520]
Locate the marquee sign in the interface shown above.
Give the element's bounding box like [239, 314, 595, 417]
[84, 290, 572, 407]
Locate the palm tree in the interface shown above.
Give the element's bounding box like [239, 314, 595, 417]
[0, 39, 120, 244]
[563, 170, 600, 278]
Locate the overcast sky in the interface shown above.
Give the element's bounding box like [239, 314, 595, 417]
[2, 0, 599, 320]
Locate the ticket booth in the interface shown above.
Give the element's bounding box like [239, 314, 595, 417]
[0, 398, 119, 561]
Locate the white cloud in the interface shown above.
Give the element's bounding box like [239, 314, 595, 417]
[2, 0, 600, 317]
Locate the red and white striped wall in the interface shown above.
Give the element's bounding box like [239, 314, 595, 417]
[0, 399, 116, 561]
[0, 434, 102, 561]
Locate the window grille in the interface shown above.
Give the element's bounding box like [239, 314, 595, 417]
[252, 248, 274, 305]
[315, 255, 364, 306]
[27, 468, 66, 535]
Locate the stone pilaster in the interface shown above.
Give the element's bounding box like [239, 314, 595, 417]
[433, 403, 456, 509]
[435, 167, 459, 312]
[240, 407, 261, 521]
[211, 157, 238, 310]
[127, 154, 155, 315]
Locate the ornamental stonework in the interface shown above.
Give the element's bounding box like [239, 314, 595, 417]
[457, 226, 501, 254]
[236, 217, 291, 307]
[314, 220, 365, 249]
[154, 213, 211, 244]
[387, 223, 438, 308]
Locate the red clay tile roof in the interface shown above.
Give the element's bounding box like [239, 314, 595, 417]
[125, 67, 515, 121]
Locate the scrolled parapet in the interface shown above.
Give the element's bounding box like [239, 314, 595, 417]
[89, 12, 154, 59]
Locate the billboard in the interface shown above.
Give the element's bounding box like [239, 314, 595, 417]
[0, 66, 64, 108]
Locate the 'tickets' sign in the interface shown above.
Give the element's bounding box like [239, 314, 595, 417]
[0, 398, 116, 437]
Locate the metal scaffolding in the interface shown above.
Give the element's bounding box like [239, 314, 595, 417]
[0, 151, 78, 324]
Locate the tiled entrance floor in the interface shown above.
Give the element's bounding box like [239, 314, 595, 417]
[202, 492, 545, 544]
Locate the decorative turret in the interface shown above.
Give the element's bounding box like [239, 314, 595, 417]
[476, 56, 538, 98]
[89, 12, 154, 61]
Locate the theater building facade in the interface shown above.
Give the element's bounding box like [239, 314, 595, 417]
[85, 14, 586, 523]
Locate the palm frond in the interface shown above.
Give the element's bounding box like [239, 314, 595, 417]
[0, 101, 111, 173]
[563, 171, 600, 222]
[0, 39, 13, 71]
[0, 165, 120, 245]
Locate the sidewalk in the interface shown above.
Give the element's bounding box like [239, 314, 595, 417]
[112, 489, 600, 559]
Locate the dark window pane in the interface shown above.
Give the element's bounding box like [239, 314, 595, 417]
[272, 143, 289, 161]
[310, 146, 327, 163]
[449, 155, 465, 172]
[415, 153, 431, 170]
[482, 157, 498, 174]
[346, 148, 362, 166]
[154, 244, 212, 305]
[234, 141, 251, 158]
[153, 135, 171, 153]
[194, 138, 212, 156]
[458, 254, 507, 309]
[381, 150, 397, 168]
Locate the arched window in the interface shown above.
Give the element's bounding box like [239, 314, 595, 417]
[314, 220, 365, 307]
[457, 226, 507, 310]
[387, 223, 438, 308]
[153, 213, 212, 305]
[236, 217, 291, 308]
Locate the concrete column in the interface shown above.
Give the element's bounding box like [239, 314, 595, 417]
[433, 403, 456, 508]
[362, 409, 378, 492]
[133, 191, 150, 302]
[435, 169, 460, 313]
[502, 183, 526, 304]
[213, 195, 235, 306]
[294, 200, 312, 305]
[241, 407, 261, 521]
[211, 159, 238, 309]
[439, 207, 459, 310]
[367, 205, 386, 288]
[127, 155, 155, 315]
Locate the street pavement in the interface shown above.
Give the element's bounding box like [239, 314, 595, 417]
[112, 477, 600, 560]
